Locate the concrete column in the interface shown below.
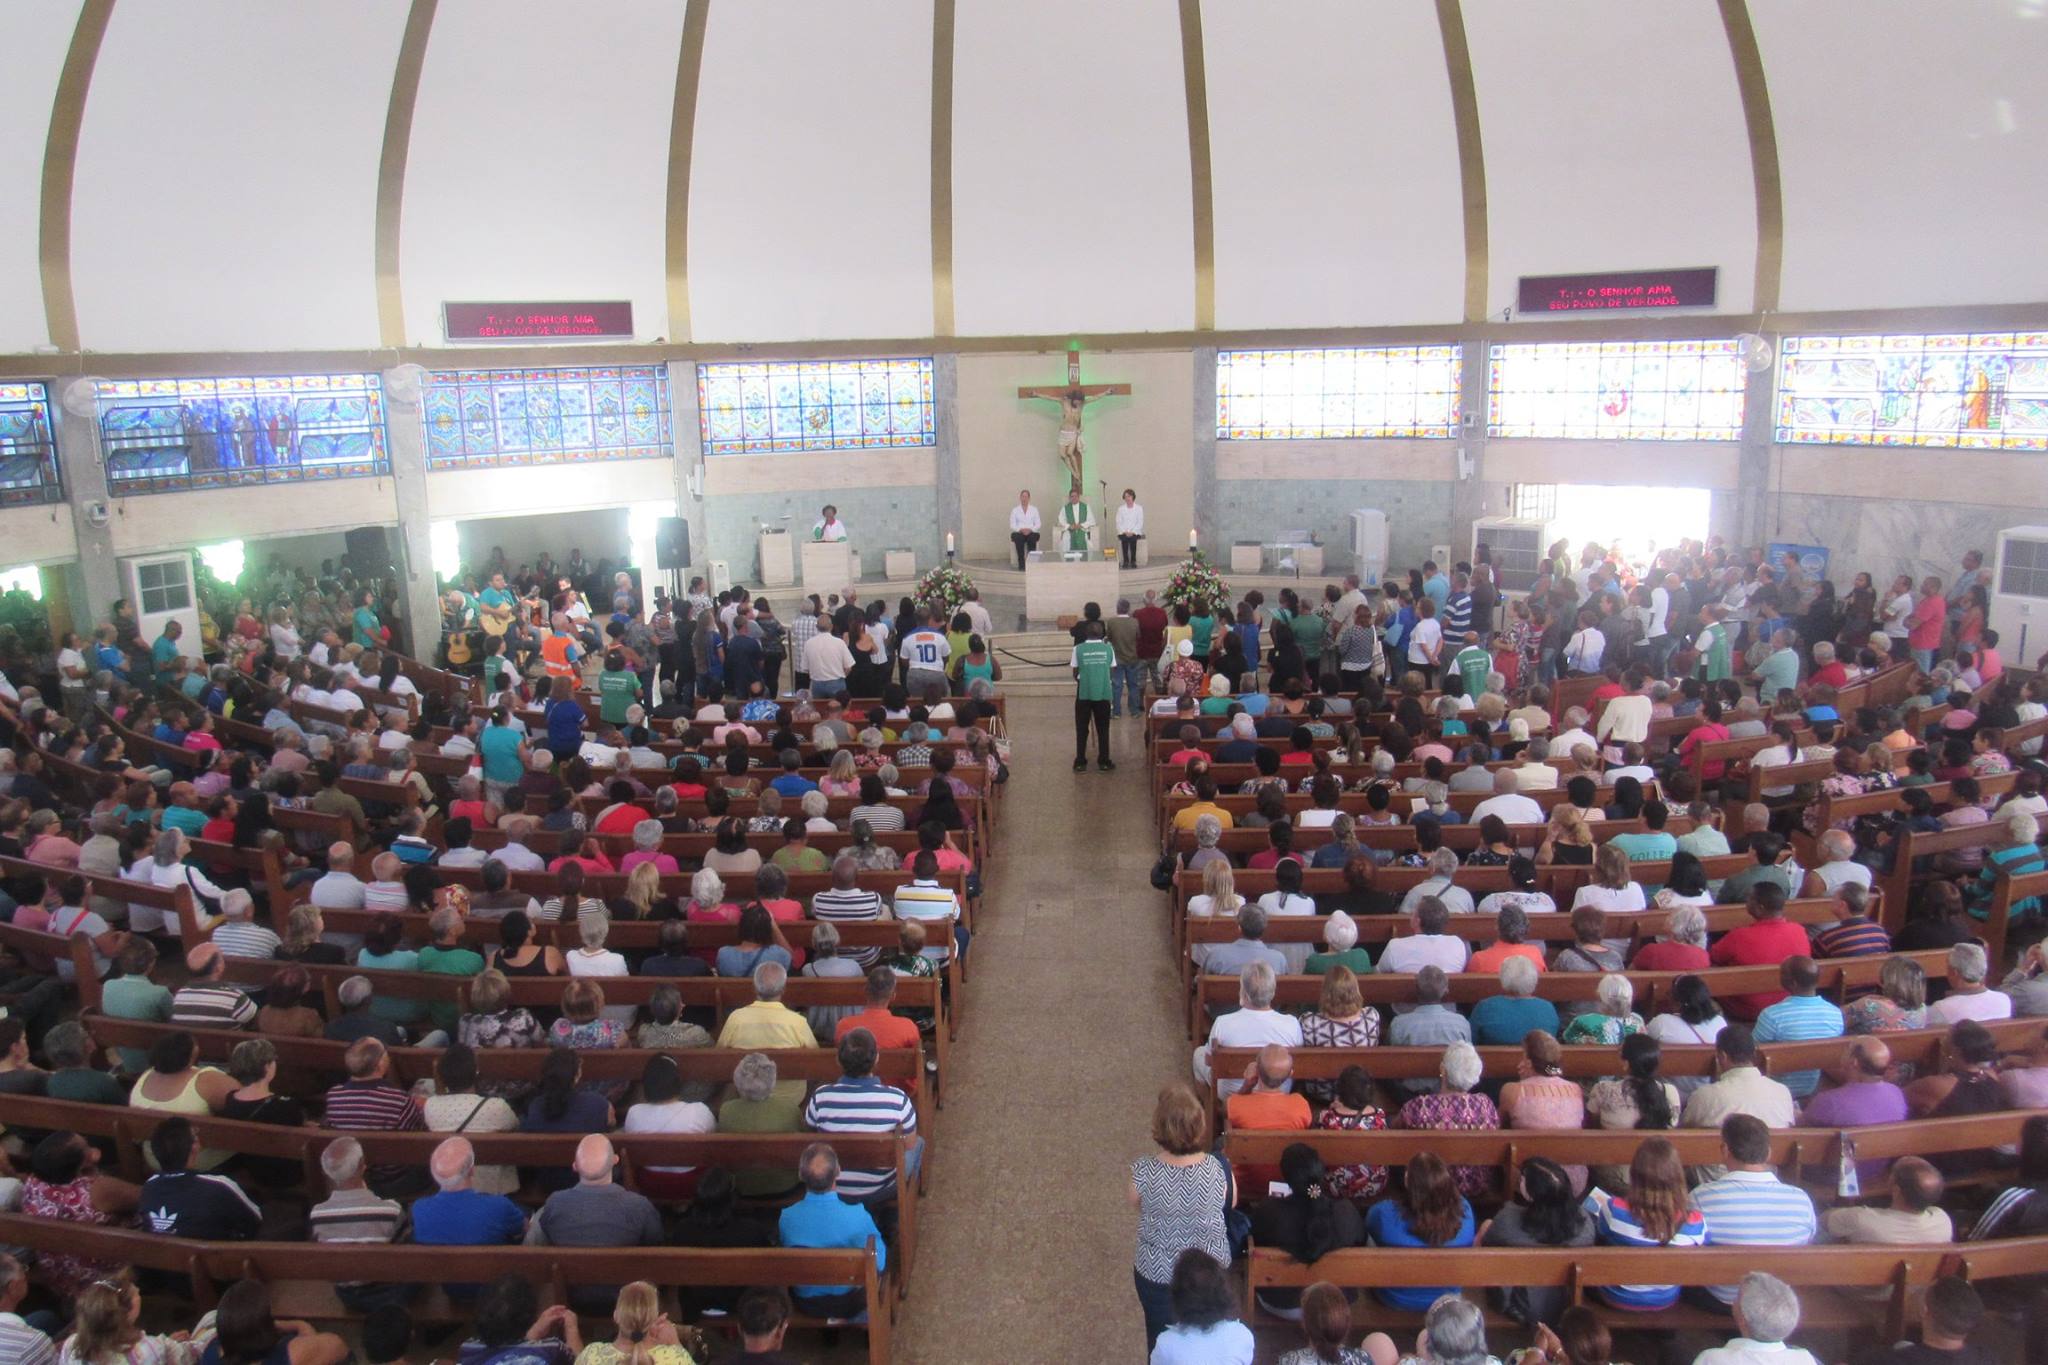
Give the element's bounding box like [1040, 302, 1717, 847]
[1447, 338, 1492, 563]
[1733, 331, 1779, 549]
[381, 367, 442, 659]
[665, 360, 706, 592]
[932, 352, 962, 550]
[55, 383, 121, 623]
[1191, 346, 1217, 558]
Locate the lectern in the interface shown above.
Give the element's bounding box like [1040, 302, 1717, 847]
[758, 529, 794, 587]
[800, 539, 852, 590]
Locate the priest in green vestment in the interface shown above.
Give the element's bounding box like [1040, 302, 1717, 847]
[1057, 489, 1093, 557]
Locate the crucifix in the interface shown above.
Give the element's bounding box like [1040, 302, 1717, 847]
[1018, 346, 1132, 494]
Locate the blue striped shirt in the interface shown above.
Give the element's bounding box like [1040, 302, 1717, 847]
[803, 1076, 916, 1200]
[1751, 993, 1844, 1098]
[1582, 1187, 1707, 1309]
[1693, 1170, 1816, 1303]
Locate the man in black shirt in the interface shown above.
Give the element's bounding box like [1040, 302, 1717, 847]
[730, 1287, 799, 1365]
[139, 1118, 259, 1240]
[1850, 1276, 1996, 1365]
[323, 975, 407, 1046]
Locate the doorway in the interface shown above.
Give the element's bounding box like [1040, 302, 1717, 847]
[1536, 483, 1712, 566]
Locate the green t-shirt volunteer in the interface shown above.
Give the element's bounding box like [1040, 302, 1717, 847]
[1072, 639, 1115, 703]
[597, 667, 639, 724]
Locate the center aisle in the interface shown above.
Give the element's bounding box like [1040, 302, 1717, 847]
[892, 695, 1185, 1362]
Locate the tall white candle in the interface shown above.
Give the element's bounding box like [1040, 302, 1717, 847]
[1188, 528, 1198, 549]
[945, 532, 955, 553]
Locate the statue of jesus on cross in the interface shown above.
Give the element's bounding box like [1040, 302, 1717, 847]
[1018, 347, 1131, 495]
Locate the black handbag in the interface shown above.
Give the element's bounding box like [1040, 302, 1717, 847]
[1150, 851, 1179, 891]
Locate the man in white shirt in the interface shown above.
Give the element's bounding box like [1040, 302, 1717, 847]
[803, 623, 857, 701]
[1471, 769, 1543, 827]
[1596, 675, 1652, 748]
[1405, 598, 1444, 686]
[1397, 850, 1475, 916]
[1008, 490, 1042, 570]
[1549, 708, 1596, 760]
[1562, 611, 1604, 675]
[1256, 863, 1317, 973]
[1644, 573, 1676, 675]
[961, 589, 994, 638]
[1377, 897, 1471, 975]
[1331, 576, 1367, 629]
[901, 612, 951, 695]
[1681, 1026, 1797, 1130]
[1511, 738, 1560, 790]
[491, 820, 547, 873]
[1192, 961, 1302, 1094]
[812, 505, 848, 542]
[1927, 942, 2013, 1025]
[1691, 1272, 1820, 1365]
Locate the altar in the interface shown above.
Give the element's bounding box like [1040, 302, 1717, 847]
[799, 539, 852, 590]
[1024, 556, 1119, 623]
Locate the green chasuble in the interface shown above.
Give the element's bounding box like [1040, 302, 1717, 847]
[1059, 501, 1092, 555]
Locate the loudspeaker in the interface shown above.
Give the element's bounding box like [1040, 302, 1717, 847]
[656, 517, 692, 570]
[343, 526, 396, 575]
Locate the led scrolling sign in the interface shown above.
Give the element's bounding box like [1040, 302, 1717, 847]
[442, 301, 635, 342]
[1517, 267, 1718, 315]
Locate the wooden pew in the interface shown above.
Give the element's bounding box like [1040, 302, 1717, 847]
[0, 1216, 895, 1364]
[0, 853, 194, 950]
[1982, 867, 2048, 968]
[1186, 950, 1945, 1041]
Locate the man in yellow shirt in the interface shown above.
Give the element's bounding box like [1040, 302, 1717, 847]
[717, 963, 819, 1103]
[1170, 776, 1235, 832]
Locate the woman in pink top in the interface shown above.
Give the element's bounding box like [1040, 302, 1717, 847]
[1498, 1030, 1589, 1193]
[619, 820, 680, 876]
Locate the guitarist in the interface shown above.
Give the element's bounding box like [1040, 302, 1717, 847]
[475, 571, 531, 663]
[441, 589, 480, 671]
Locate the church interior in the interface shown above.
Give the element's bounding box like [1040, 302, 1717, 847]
[0, 1, 2043, 1363]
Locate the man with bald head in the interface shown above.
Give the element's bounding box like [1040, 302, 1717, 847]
[168, 942, 256, 1029]
[1826, 1155, 1953, 1249]
[531, 1135, 665, 1308]
[410, 1137, 526, 1300]
[1225, 1043, 1310, 1132]
[1800, 1034, 1907, 1141]
[310, 842, 366, 911]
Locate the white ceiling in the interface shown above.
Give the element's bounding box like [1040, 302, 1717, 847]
[6, 0, 2047, 354]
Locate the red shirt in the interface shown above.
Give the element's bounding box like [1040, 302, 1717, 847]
[199, 817, 236, 844]
[1906, 595, 1944, 649]
[1679, 722, 1731, 780]
[836, 1006, 923, 1093]
[1591, 683, 1626, 705]
[1630, 940, 1710, 972]
[593, 802, 649, 836]
[668, 782, 708, 802]
[1134, 605, 1169, 660]
[1709, 918, 1813, 1019]
[1808, 662, 1849, 690]
[547, 851, 614, 876]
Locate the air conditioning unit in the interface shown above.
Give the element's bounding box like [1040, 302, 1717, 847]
[1348, 510, 1388, 586]
[707, 559, 732, 594]
[1472, 517, 1552, 595]
[1991, 525, 2048, 664]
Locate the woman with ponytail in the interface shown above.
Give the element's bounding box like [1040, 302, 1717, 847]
[62, 1275, 206, 1365]
[571, 1282, 700, 1365]
[1584, 1033, 1681, 1194]
[1249, 1143, 1364, 1319]
[1478, 1156, 1594, 1326]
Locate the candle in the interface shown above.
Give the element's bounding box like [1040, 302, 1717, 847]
[1188, 528, 1198, 549]
[945, 532, 955, 553]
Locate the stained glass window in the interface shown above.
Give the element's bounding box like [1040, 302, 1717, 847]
[0, 382, 61, 506]
[423, 365, 672, 468]
[1488, 339, 1746, 440]
[1215, 346, 1461, 439]
[697, 358, 936, 455]
[95, 374, 388, 493]
[1776, 333, 2048, 451]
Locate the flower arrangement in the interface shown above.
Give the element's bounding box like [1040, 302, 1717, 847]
[914, 562, 977, 617]
[1163, 551, 1232, 616]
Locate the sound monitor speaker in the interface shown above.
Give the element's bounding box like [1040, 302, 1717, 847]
[343, 526, 396, 575]
[656, 517, 691, 570]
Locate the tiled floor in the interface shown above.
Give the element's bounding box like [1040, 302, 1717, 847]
[889, 695, 1187, 1362]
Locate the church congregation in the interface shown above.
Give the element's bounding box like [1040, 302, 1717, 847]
[0, 3, 2046, 1362]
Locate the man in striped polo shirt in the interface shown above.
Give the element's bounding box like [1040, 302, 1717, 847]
[307, 1136, 409, 1311]
[891, 851, 965, 965]
[1751, 956, 1844, 1098]
[208, 890, 280, 960]
[169, 943, 256, 1030]
[803, 1028, 921, 1212]
[1692, 1114, 1817, 1307]
[811, 857, 884, 968]
[0, 1254, 55, 1365]
[323, 1037, 426, 1195]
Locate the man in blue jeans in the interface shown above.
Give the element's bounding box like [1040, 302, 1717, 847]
[1104, 598, 1144, 718]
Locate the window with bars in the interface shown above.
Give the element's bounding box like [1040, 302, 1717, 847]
[423, 365, 672, 468]
[1215, 346, 1461, 439]
[0, 382, 61, 507]
[95, 374, 388, 493]
[1488, 339, 1746, 440]
[1777, 332, 2048, 450]
[697, 357, 936, 455]
[1512, 483, 1557, 521]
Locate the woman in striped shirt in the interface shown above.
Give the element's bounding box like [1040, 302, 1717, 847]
[1582, 1137, 1707, 1309]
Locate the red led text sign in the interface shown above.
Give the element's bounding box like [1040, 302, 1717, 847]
[1516, 268, 1718, 315]
[442, 301, 635, 342]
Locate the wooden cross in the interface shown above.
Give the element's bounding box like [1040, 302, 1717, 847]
[1017, 346, 1131, 492]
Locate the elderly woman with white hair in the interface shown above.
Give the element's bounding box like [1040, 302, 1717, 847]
[1968, 807, 2044, 921]
[1562, 973, 1645, 1045]
[799, 788, 837, 834]
[1361, 1290, 1497, 1365]
[619, 819, 678, 877]
[136, 827, 227, 936]
[1307, 910, 1374, 978]
[1630, 902, 1711, 972]
[1182, 813, 1229, 878]
[1395, 1041, 1500, 1201]
[683, 866, 735, 936]
[567, 910, 635, 1025]
[716, 1052, 802, 1198]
